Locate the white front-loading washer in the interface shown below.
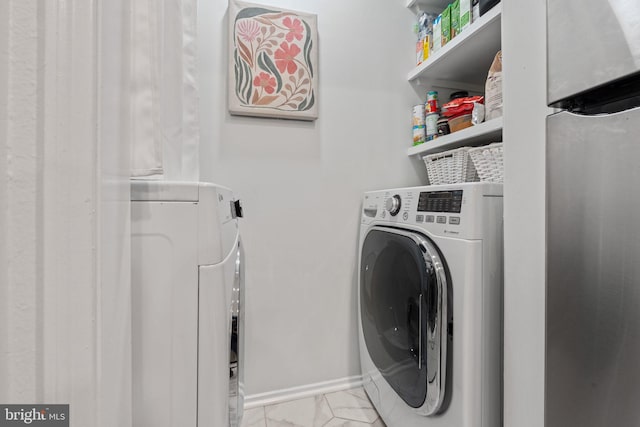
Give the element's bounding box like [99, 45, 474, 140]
[358, 182, 503, 427]
[131, 181, 245, 427]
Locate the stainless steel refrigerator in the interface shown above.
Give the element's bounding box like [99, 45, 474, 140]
[546, 1, 640, 426]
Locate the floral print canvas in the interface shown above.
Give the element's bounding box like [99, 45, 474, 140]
[228, 0, 318, 121]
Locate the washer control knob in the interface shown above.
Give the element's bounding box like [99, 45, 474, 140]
[385, 195, 402, 216]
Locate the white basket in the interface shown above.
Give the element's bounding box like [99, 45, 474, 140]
[468, 142, 504, 183]
[422, 147, 478, 185]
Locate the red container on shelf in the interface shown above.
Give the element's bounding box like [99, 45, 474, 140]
[425, 90, 440, 114]
[442, 95, 484, 119]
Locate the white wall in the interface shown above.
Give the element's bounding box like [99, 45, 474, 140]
[502, 0, 549, 426]
[0, 0, 7, 394]
[0, 0, 40, 402]
[198, 0, 426, 396]
[0, 1, 132, 425]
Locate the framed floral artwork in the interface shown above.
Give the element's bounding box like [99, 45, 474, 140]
[228, 0, 318, 121]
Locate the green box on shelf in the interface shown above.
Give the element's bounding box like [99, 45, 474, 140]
[460, 0, 472, 31]
[441, 4, 452, 46]
[451, 0, 460, 38]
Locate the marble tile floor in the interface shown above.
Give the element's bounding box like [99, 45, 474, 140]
[241, 387, 386, 427]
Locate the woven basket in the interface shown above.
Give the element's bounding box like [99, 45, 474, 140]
[422, 147, 479, 185]
[468, 142, 504, 182]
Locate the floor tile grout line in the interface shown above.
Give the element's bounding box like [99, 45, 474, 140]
[324, 389, 380, 425]
[260, 405, 267, 427]
[322, 393, 336, 423]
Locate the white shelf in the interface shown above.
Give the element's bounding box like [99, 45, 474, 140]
[407, 117, 503, 157]
[408, 4, 501, 90]
[406, 0, 450, 13]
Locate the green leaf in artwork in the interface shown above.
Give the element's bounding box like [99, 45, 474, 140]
[239, 59, 247, 100]
[297, 91, 315, 111]
[242, 60, 253, 103]
[246, 72, 253, 104]
[307, 40, 314, 77]
[303, 20, 313, 77]
[257, 52, 282, 93]
[234, 51, 241, 98]
[306, 91, 315, 110]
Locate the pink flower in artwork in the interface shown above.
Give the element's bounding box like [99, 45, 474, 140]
[283, 17, 304, 42]
[253, 72, 277, 94]
[274, 42, 301, 74]
[237, 19, 261, 43]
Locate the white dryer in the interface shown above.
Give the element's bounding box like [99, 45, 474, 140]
[358, 182, 503, 427]
[131, 181, 245, 427]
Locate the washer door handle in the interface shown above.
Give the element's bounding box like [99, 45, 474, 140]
[415, 234, 448, 416]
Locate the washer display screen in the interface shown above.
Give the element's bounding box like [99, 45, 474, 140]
[417, 190, 463, 213]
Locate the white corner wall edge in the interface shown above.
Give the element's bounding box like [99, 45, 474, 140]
[502, 0, 548, 427]
[243, 375, 365, 409]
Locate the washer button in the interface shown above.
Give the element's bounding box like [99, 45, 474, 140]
[403, 211, 409, 220]
[425, 215, 435, 223]
[436, 216, 447, 224]
[449, 216, 460, 225]
[416, 214, 424, 222]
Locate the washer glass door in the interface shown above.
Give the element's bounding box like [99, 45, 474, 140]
[360, 226, 448, 415]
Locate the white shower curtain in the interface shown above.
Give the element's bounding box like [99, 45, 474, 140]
[130, 0, 200, 181]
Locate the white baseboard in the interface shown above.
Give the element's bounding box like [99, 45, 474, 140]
[243, 375, 364, 409]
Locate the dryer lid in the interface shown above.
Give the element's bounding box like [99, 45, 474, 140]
[130, 180, 233, 202]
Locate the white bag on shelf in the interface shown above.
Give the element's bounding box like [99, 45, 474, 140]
[485, 50, 502, 121]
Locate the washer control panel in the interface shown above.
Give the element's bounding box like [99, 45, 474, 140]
[418, 190, 463, 213]
[362, 183, 504, 240]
